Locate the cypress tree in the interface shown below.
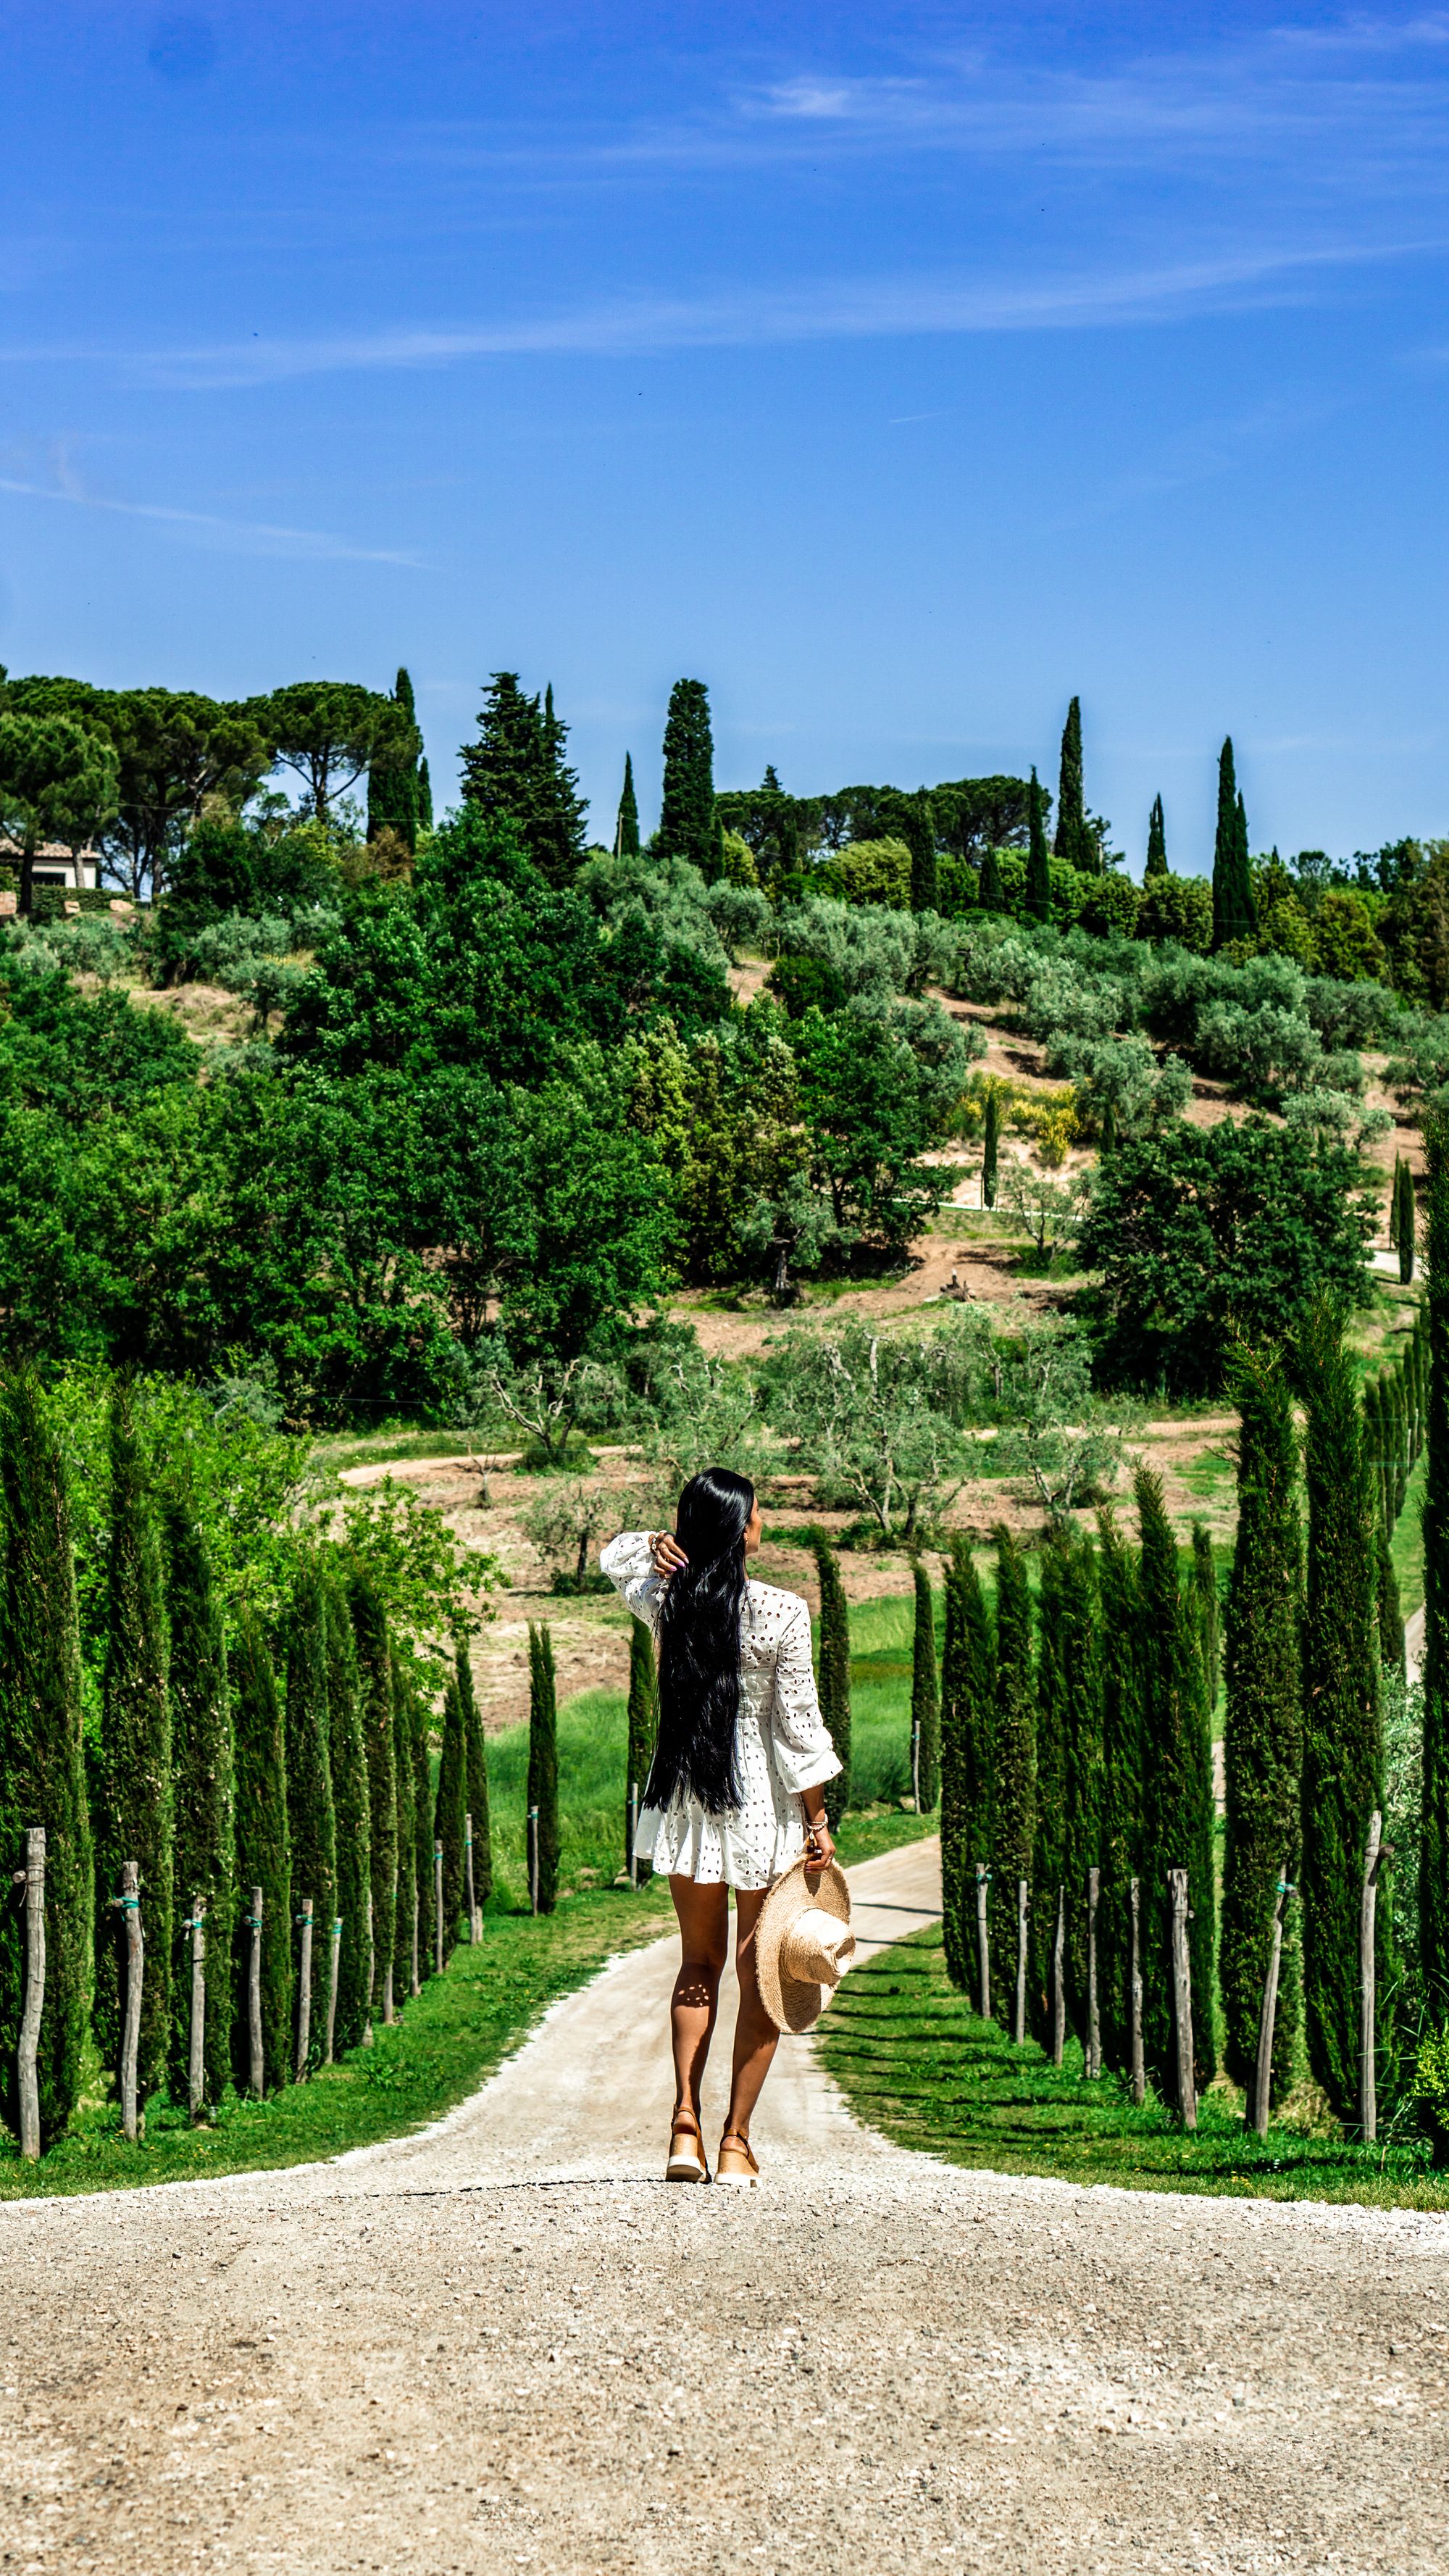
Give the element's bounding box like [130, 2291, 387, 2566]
[391, 1662, 417, 2000]
[988, 1528, 1036, 1994]
[615, 750, 640, 857]
[1220, 1346, 1303, 2100]
[417, 754, 433, 834]
[458, 1643, 493, 1911]
[1059, 1532, 1103, 2046]
[1392, 1367, 1411, 1516]
[0, 1375, 93, 2146]
[909, 1561, 940, 1809]
[809, 1533, 853, 1826]
[1136, 1468, 1216, 2101]
[322, 1573, 371, 2051]
[413, 1680, 437, 1972]
[1095, 1508, 1144, 2075]
[1364, 1377, 1387, 1535]
[366, 666, 422, 851]
[164, 1497, 234, 2109]
[1298, 1303, 1386, 2119]
[93, 1385, 172, 2104]
[982, 1086, 1000, 1211]
[1389, 1156, 1403, 1253]
[350, 1573, 396, 2019]
[657, 678, 717, 877]
[1024, 767, 1052, 921]
[1030, 1533, 1069, 2042]
[938, 1535, 993, 1993]
[1145, 793, 1167, 878]
[625, 1616, 656, 1874]
[1376, 1501, 1406, 1678]
[1191, 1523, 1220, 1713]
[527, 1623, 561, 1914]
[285, 1564, 335, 2069]
[435, 1665, 467, 1955]
[1420, 1112, 1449, 2018]
[458, 671, 585, 883]
[1099, 1097, 1117, 1158]
[1211, 736, 1256, 948]
[1400, 1162, 1417, 1286]
[978, 844, 1006, 912]
[906, 791, 938, 914]
[230, 1611, 291, 2093]
[1053, 696, 1094, 872]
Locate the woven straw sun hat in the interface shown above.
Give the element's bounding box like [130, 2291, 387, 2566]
[756, 1851, 856, 2035]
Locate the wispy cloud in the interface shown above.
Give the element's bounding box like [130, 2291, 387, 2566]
[0, 472, 421, 564]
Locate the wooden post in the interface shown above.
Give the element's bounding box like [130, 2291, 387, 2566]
[464, 1812, 480, 1943]
[120, 1860, 143, 2142]
[1129, 1875, 1145, 2107]
[383, 1954, 395, 2026]
[14, 1827, 45, 2162]
[627, 1783, 639, 1892]
[974, 1864, 991, 2019]
[1051, 1888, 1066, 2067]
[434, 1841, 444, 1976]
[295, 1896, 313, 2082]
[1014, 1877, 1029, 2044]
[1086, 1867, 1102, 2080]
[1360, 1809, 1389, 2143]
[1169, 1867, 1196, 2131]
[410, 1871, 420, 1998]
[186, 1893, 206, 2117]
[529, 1806, 540, 1917]
[1252, 1870, 1293, 2138]
[325, 1916, 342, 2063]
[246, 1886, 264, 2095]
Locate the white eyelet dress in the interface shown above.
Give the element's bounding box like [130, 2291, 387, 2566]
[599, 1532, 843, 1891]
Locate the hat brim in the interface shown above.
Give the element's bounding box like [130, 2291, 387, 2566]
[755, 1852, 852, 2035]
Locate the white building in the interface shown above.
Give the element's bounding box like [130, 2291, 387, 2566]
[0, 840, 101, 890]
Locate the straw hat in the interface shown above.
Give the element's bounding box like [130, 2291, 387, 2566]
[756, 1851, 856, 2035]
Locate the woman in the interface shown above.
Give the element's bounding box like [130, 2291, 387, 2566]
[601, 1470, 842, 2188]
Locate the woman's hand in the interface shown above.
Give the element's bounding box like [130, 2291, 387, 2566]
[650, 1530, 689, 1582]
[803, 1816, 835, 1877]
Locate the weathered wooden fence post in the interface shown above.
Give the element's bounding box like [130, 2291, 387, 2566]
[325, 1915, 342, 2064]
[1129, 1875, 1145, 2108]
[529, 1806, 540, 1918]
[1169, 1867, 1196, 2130]
[186, 1893, 206, 2117]
[464, 1812, 480, 1943]
[246, 1885, 264, 2094]
[120, 1859, 143, 2141]
[974, 1864, 991, 2020]
[1086, 1867, 1102, 2080]
[1252, 1870, 1293, 2138]
[434, 1841, 444, 1975]
[1360, 1810, 1390, 2143]
[1051, 1888, 1066, 2067]
[14, 1827, 46, 2162]
[1014, 1877, 1029, 2044]
[295, 1895, 314, 2082]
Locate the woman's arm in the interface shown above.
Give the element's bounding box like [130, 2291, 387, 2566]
[598, 1531, 667, 1627]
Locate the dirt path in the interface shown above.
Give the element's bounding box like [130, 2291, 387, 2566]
[5, 1840, 1448, 2575]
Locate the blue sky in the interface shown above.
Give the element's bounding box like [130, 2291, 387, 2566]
[4, 3, 1449, 871]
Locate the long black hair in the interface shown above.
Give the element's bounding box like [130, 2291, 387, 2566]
[645, 1468, 754, 1815]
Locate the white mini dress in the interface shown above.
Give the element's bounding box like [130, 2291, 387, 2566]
[600, 1531, 843, 1891]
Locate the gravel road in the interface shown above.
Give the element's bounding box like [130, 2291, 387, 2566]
[2, 1838, 1447, 2576]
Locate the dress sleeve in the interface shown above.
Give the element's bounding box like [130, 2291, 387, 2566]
[598, 1530, 664, 1631]
[769, 1597, 845, 1796]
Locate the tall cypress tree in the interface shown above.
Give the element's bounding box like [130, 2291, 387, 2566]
[615, 750, 640, 857]
[1298, 1303, 1386, 2119]
[657, 678, 717, 877]
[1136, 1468, 1216, 2101]
[457, 671, 585, 883]
[366, 666, 423, 851]
[417, 754, 433, 834]
[988, 1528, 1036, 1992]
[1030, 1533, 1069, 2041]
[1220, 1345, 1303, 2100]
[1059, 1531, 1103, 2047]
[1399, 1162, 1417, 1286]
[1095, 1508, 1144, 2075]
[413, 1680, 437, 1972]
[1389, 1156, 1403, 1253]
[230, 1612, 291, 2094]
[285, 1564, 335, 2070]
[1419, 1113, 1449, 2019]
[906, 790, 938, 914]
[391, 1661, 417, 2001]
[978, 844, 1006, 912]
[350, 1573, 396, 2018]
[527, 1624, 561, 1914]
[1191, 1523, 1220, 1714]
[1053, 697, 1094, 872]
[1024, 767, 1052, 921]
[458, 1643, 492, 1911]
[322, 1573, 371, 2053]
[625, 1615, 656, 1874]
[93, 1386, 172, 2104]
[910, 1561, 940, 1809]
[1145, 793, 1167, 877]
[164, 1497, 234, 2108]
[1376, 1498, 1406, 1678]
[435, 1665, 467, 1955]
[809, 1532, 853, 1825]
[982, 1085, 1000, 1211]
[0, 1375, 93, 2146]
[1211, 737, 1256, 949]
[938, 1535, 993, 1993]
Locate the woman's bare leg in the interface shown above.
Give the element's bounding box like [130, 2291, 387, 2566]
[668, 1876, 729, 2118]
[722, 1885, 780, 2142]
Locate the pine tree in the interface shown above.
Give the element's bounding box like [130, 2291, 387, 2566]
[982, 1085, 1000, 1211]
[1211, 737, 1256, 949]
[164, 1497, 234, 2108]
[93, 1386, 172, 2103]
[412, 1680, 436, 1973]
[910, 1562, 940, 1809]
[1053, 697, 1094, 873]
[1220, 1346, 1303, 2100]
[527, 1624, 561, 1914]
[1399, 1161, 1417, 1286]
[1298, 1303, 1387, 2119]
[435, 1664, 467, 1956]
[1136, 1469, 1216, 2102]
[978, 845, 1006, 912]
[1420, 1113, 1449, 2018]
[615, 751, 640, 857]
[626, 1616, 656, 1875]
[285, 1565, 335, 2070]
[1191, 1524, 1220, 1713]
[906, 791, 938, 914]
[1095, 1509, 1143, 2075]
[350, 1573, 396, 2019]
[1025, 768, 1052, 921]
[1145, 793, 1167, 878]
[230, 1612, 291, 2093]
[391, 1661, 417, 2001]
[457, 1643, 492, 1912]
[938, 1535, 993, 1993]
[366, 666, 423, 851]
[322, 1573, 371, 2051]
[457, 671, 586, 883]
[988, 1529, 1036, 1995]
[809, 1533, 852, 1826]
[657, 678, 717, 877]
[0, 1375, 93, 2146]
